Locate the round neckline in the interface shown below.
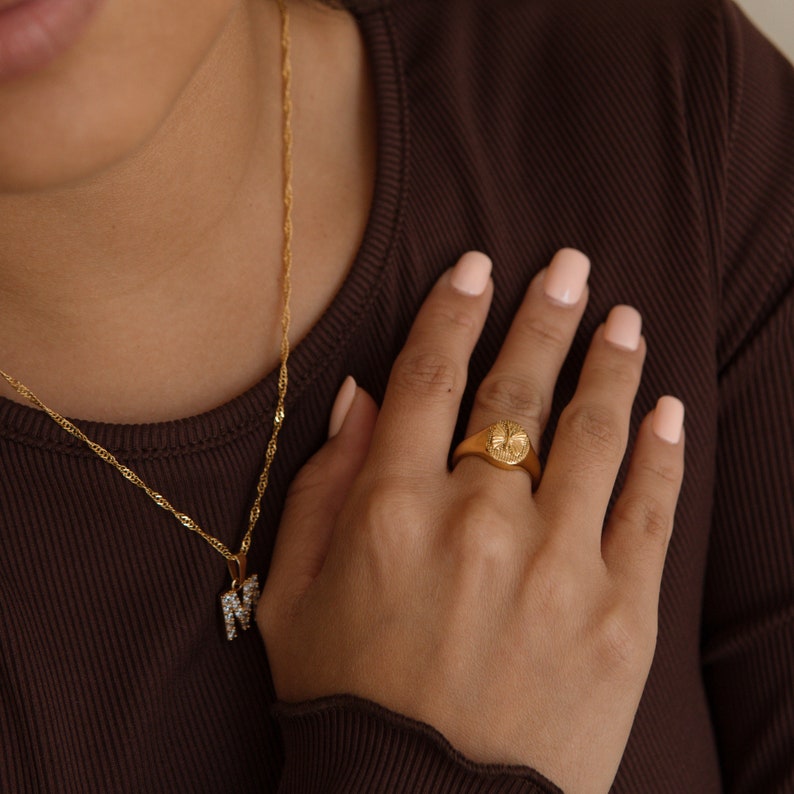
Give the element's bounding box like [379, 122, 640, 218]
[0, 0, 407, 458]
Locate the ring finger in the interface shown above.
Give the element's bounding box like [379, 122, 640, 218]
[456, 248, 590, 482]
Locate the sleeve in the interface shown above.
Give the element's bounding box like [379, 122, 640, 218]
[274, 697, 562, 793]
[701, 3, 794, 793]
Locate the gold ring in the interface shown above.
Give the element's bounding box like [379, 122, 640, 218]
[452, 419, 542, 488]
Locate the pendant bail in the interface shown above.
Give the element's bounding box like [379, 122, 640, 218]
[227, 553, 247, 590]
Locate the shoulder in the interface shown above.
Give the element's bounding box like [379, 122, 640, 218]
[369, 0, 728, 55]
[363, 0, 734, 144]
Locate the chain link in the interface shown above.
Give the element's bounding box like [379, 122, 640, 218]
[0, 0, 294, 566]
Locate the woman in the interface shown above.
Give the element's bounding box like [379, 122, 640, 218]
[0, 0, 791, 791]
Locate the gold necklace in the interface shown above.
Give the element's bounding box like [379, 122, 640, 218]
[0, 0, 295, 642]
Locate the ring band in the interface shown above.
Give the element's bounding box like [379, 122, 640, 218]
[452, 419, 542, 488]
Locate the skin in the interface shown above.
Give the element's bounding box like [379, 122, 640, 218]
[0, 2, 685, 790]
[0, 0, 375, 421]
[261, 256, 685, 793]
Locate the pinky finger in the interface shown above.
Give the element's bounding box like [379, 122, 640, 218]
[602, 396, 685, 600]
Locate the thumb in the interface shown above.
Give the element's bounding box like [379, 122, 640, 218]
[263, 376, 378, 604]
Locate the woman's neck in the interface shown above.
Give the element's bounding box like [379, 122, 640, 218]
[0, 1, 375, 423]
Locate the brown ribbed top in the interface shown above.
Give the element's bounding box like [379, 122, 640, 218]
[1, 0, 792, 791]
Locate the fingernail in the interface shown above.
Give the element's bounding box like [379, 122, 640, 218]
[450, 251, 492, 296]
[543, 248, 590, 306]
[604, 305, 642, 352]
[652, 396, 685, 445]
[329, 376, 357, 438]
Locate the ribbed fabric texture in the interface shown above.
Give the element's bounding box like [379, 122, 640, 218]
[275, 698, 560, 793]
[1, 0, 791, 792]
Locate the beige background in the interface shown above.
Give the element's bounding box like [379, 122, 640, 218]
[737, 0, 794, 62]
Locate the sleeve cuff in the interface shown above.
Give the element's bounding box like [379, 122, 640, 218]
[274, 695, 563, 793]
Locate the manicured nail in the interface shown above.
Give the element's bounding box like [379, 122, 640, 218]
[543, 248, 590, 306]
[652, 396, 685, 445]
[450, 251, 492, 296]
[328, 376, 357, 438]
[604, 305, 642, 351]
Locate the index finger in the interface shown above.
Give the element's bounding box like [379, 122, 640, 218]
[368, 251, 493, 478]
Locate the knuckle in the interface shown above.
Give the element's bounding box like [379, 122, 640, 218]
[525, 556, 579, 614]
[350, 481, 426, 550]
[560, 403, 624, 458]
[516, 315, 569, 352]
[613, 493, 673, 545]
[430, 304, 479, 333]
[391, 350, 460, 401]
[476, 375, 546, 426]
[357, 484, 407, 532]
[451, 496, 517, 570]
[637, 456, 683, 489]
[590, 358, 639, 390]
[593, 611, 644, 673]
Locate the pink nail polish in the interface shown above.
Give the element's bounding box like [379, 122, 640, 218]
[652, 396, 685, 445]
[604, 305, 642, 352]
[450, 251, 492, 296]
[328, 376, 357, 438]
[543, 248, 591, 306]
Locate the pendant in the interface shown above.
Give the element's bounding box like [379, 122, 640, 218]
[220, 554, 261, 641]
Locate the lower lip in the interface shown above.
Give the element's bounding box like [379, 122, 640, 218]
[0, 0, 105, 80]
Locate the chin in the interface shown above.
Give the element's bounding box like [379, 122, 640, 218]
[0, 91, 174, 193]
[0, 119, 151, 194]
[0, 0, 243, 193]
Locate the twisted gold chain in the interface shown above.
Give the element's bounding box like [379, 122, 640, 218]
[0, 0, 294, 638]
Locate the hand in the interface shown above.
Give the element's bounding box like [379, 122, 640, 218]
[258, 249, 685, 794]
